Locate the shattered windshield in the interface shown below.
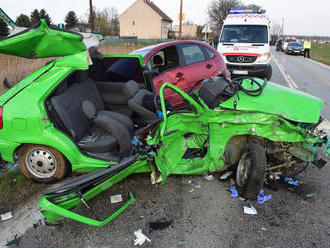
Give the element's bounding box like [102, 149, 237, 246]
[220, 25, 268, 43]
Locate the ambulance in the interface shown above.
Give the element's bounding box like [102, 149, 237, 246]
[217, 9, 272, 80]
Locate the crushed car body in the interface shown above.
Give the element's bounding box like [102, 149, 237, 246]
[0, 20, 329, 226]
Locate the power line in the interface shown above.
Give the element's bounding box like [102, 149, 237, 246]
[179, 0, 183, 39]
[89, 0, 94, 32]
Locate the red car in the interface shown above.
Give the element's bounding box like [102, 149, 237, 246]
[131, 40, 228, 108]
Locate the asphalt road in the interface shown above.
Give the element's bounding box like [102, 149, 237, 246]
[10, 48, 330, 248]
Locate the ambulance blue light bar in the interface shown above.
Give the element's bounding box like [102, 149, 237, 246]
[229, 9, 266, 14]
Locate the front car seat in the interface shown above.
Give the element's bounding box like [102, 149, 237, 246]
[123, 80, 158, 125]
[81, 100, 132, 158]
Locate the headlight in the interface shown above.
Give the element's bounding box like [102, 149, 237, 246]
[257, 53, 270, 63]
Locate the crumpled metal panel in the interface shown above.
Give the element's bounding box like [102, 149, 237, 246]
[220, 79, 323, 124]
[0, 19, 86, 58]
[149, 110, 318, 182]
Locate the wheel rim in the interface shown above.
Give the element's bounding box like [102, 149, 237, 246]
[25, 147, 58, 178]
[236, 152, 251, 187]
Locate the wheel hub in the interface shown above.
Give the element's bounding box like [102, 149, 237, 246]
[236, 152, 251, 187]
[25, 148, 57, 178]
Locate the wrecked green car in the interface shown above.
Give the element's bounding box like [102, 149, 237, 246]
[0, 20, 329, 226]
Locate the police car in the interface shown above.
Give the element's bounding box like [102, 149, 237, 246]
[217, 9, 272, 80]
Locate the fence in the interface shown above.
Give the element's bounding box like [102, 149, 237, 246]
[100, 38, 175, 46]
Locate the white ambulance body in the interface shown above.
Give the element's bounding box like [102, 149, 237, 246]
[217, 9, 272, 79]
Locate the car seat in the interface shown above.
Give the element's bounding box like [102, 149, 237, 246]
[123, 80, 158, 125]
[81, 100, 132, 158]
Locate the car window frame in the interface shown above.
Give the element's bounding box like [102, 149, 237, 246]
[200, 45, 215, 60]
[177, 43, 214, 67]
[147, 45, 183, 76]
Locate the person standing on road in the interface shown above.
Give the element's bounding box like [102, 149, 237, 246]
[303, 39, 311, 58]
[213, 34, 219, 50]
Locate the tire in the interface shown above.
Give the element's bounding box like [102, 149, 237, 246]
[265, 65, 272, 80]
[236, 143, 267, 199]
[18, 144, 67, 183]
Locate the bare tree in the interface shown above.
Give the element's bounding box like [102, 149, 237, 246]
[207, 0, 263, 31]
[271, 22, 282, 37]
[94, 7, 119, 36]
[270, 22, 283, 45]
[244, 4, 262, 9]
[207, 0, 241, 31]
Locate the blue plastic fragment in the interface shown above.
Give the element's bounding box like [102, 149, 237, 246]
[230, 186, 238, 198]
[156, 110, 163, 118]
[132, 136, 138, 146]
[281, 176, 299, 186]
[257, 189, 272, 204]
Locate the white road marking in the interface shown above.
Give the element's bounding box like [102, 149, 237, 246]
[272, 56, 299, 89]
[307, 58, 330, 71]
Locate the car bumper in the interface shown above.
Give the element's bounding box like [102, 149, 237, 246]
[0, 139, 20, 163]
[287, 50, 304, 55]
[226, 64, 271, 77]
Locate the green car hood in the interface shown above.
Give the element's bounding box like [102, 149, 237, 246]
[220, 80, 323, 124]
[0, 19, 86, 58]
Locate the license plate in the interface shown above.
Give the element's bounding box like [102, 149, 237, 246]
[232, 70, 248, 75]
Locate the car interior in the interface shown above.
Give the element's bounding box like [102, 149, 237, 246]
[46, 62, 162, 162]
[45, 54, 232, 162]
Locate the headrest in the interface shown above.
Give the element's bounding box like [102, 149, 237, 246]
[123, 80, 139, 98]
[152, 55, 163, 65]
[88, 46, 103, 59]
[82, 100, 96, 119]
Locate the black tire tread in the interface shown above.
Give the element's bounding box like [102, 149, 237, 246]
[238, 143, 267, 199]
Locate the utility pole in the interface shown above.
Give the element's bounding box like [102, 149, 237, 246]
[179, 0, 183, 39]
[281, 17, 284, 37]
[89, 0, 94, 32]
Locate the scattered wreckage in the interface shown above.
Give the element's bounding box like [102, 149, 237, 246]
[0, 20, 329, 226]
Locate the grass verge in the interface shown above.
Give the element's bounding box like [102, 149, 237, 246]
[311, 43, 330, 66]
[0, 170, 46, 213]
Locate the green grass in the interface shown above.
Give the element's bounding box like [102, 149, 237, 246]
[311, 43, 330, 66]
[0, 170, 46, 213]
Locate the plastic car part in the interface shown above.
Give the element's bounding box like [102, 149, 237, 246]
[39, 156, 150, 226]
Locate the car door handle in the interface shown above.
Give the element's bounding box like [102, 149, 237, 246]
[206, 64, 213, 69]
[176, 72, 184, 78]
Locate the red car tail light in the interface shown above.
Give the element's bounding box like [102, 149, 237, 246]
[0, 107, 3, 129]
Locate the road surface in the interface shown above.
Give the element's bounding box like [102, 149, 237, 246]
[3, 48, 330, 248]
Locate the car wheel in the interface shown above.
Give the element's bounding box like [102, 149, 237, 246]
[236, 143, 267, 199]
[264, 65, 272, 80]
[18, 144, 67, 183]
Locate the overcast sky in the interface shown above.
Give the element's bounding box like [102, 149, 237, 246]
[1, 0, 329, 36]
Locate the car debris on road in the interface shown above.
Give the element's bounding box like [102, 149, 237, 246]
[5, 234, 20, 247]
[1, 211, 13, 221]
[243, 204, 258, 215]
[257, 189, 272, 205]
[110, 194, 123, 204]
[134, 229, 151, 246]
